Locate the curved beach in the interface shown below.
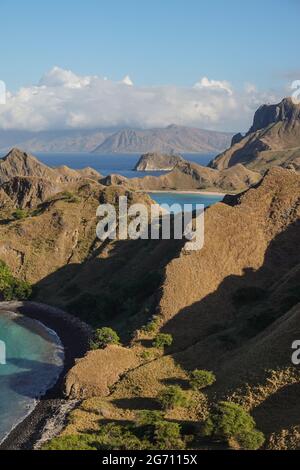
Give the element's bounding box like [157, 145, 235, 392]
[0, 301, 91, 450]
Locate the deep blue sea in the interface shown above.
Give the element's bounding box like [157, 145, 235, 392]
[34, 152, 215, 179]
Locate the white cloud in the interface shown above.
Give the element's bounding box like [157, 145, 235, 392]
[193, 76, 233, 95]
[0, 67, 280, 132]
[121, 75, 134, 86]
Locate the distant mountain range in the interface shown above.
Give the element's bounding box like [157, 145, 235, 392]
[0, 129, 113, 153]
[0, 125, 233, 154]
[92, 125, 233, 154]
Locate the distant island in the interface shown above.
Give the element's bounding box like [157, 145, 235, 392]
[92, 125, 233, 154]
[134, 152, 184, 171]
[0, 125, 233, 155]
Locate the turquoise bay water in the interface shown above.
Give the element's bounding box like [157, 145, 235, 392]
[0, 312, 64, 444]
[149, 192, 224, 213]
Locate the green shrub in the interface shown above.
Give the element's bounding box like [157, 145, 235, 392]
[61, 191, 81, 203]
[154, 421, 185, 450]
[136, 410, 164, 427]
[12, 208, 28, 220]
[202, 401, 264, 450]
[157, 386, 187, 410]
[44, 418, 187, 451]
[140, 349, 154, 362]
[42, 434, 98, 450]
[142, 315, 162, 334]
[44, 423, 149, 451]
[153, 333, 173, 349]
[0, 260, 32, 301]
[190, 369, 216, 390]
[90, 327, 120, 349]
[235, 429, 265, 450]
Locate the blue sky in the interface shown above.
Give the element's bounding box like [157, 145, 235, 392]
[0, 0, 299, 131]
[1, 0, 299, 90]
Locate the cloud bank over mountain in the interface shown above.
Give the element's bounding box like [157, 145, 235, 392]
[0, 66, 279, 132]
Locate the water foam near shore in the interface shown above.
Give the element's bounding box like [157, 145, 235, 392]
[0, 311, 64, 444]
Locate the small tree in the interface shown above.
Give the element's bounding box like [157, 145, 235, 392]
[153, 333, 173, 349]
[136, 410, 164, 427]
[202, 401, 265, 450]
[235, 429, 265, 450]
[0, 260, 32, 301]
[157, 386, 187, 410]
[190, 369, 216, 391]
[154, 421, 185, 450]
[90, 327, 120, 349]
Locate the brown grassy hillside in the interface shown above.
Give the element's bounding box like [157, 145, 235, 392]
[57, 167, 300, 449]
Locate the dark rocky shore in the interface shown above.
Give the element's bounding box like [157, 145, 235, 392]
[0, 301, 91, 450]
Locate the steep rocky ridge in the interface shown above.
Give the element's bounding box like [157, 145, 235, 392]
[104, 160, 261, 192]
[210, 98, 300, 173]
[0, 148, 102, 185]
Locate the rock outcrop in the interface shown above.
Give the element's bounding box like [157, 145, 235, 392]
[134, 152, 184, 171]
[65, 345, 140, 399]
[209, 98, 300, 173]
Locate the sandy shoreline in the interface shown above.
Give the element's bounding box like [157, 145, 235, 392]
[0, 301, 91, 450]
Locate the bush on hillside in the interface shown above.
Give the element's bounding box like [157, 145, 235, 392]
[142, 315, 162, 334]
[153, 333, 173, 349]
[12, 208, 29, 220]
[235, 429, 265, 450]
[189, 369, 216, 391]
[157, 385, 188, 410]
[0, 260, 32, 301]
[43, 423, 149, 451]
[61, 191, 81, 203]
[202, 401, 265, 450]
[90, 327, 120, 349]
[154, 421, 185, 450]
[136, 410, 164, 427]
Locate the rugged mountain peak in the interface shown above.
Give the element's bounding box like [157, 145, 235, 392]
[249, 97, 300, 133]
[0, 148, 101, 186]
[209, 97, 300, 172]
